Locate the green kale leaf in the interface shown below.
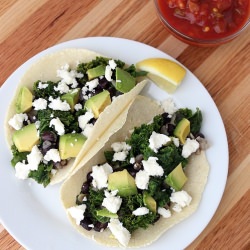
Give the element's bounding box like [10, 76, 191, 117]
[28, 163, 53, 187]
[33, 81, 59, 99]
[125, 64, 148, 78]
[189, 108, 203, 135]
[11, 144, 29, 167]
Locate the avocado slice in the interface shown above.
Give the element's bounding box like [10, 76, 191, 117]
[87, 65, 105, 80]
[143, 192, 157, 213]
[96, 208, 118, 218]
[108, 169, 138, 197]
[84, 90, 111, 119]
[12, 123, 39, 152]
[15, 86, 33, 113]
[61, 88, 80, 111]
[59, 133, 87, 160]
[164, 163, 187, 191]
[115, 67, 136, 93]
[174, 118, 190, 144]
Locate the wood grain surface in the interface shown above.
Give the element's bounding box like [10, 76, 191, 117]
[0, 1, 249, 249]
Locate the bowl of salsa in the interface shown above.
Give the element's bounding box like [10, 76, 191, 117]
[154, 0, 250, 46]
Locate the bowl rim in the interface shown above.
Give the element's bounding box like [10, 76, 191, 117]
[154, 0, 250, 45]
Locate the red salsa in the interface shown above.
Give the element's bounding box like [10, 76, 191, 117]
[157, 0, 250, 40]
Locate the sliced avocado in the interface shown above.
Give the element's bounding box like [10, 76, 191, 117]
[115, 67, 136, 93]
[15, 86, 33, 113]
[165, 163, 187, 191]
[143, 192, 157, 213]
[96, 208, 118, 218]
[87, 65, 106, 80]
[13, 123, 39, 152]
[174, 118, 190, 144]
[61, 88, 80, 111]
[84, 90, 111, 119]
[108, 169, 138, 197]
[59, 133, 86, 160]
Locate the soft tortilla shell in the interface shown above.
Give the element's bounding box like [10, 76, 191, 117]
[60, 95, 209, 247]
[4, 48, 147, 185]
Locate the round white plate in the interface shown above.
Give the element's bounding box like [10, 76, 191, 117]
[0, 37, 228, 250]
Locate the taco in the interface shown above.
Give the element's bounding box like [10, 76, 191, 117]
[60, 95, 209, 247]
[4, 48, 147, 186]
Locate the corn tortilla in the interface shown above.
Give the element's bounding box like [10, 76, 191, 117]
[60, 95, 209, 247]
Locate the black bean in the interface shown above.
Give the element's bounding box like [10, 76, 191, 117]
[80, 217, 93, 231]
[41, 131, 57, 142]
[94, 222, 108, 232]
[41, 140, 55, 155]
[167, 124, 175, 135]
[196, 132, 205, 139]
[60, 159, 68, 166]
[99, 78, 110, 89]
[86, 171, 93, 182]
[133, 162, 142, 171]
[135, 154, 143, 163]
[161, 112, 171, 124]
[128, 169, 136, 178]
[160, 125, 169, 135]
[81, 182, 90, 194]
[27, 109, 38, 123]
[107, 86, 117, 98]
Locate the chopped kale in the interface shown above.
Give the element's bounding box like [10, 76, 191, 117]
[124, 64, 148, 78]
[175, 108, 193, 124]
[189, 108, 203, 135]
[33, 81, 59, 99]
[10, 145, 29, 167]
[28, 163, 53, 187]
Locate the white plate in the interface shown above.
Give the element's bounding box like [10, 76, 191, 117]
[0, 37, 228, 250]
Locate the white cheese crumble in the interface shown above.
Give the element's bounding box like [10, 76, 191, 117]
[135, 170, 150, 190]
[161, 98, 178, 115]
[108, 218, 131, 247]
[109, 59, 117, 70]
[86, 78, 99, 91]
[182, 138, 200, 158]
[111, 142, 131, 162]
[105, 65, 113, 81]
[149, 131, 171, 153]
[44, 149, 61, 163]
[81, 123, 94, 138]
[102, 190, 122, 213]
[91, 163, 113, 189]
[74, 103, 82, 111]
[142, 157, 164, 177]
[132, 207, 149, 216]
[158, 207, 171, 218]
[54, 81, 70, 94]
[32, 98, 47, 110]
[172, 137, 180, 147]
[27, 145, 43, 170]
[130, 157, 135, 164]
[67, 204, 86, 225]
[48, 97, 71, 111]
[8, 113, 28, 130]
[49, 117, 65, 135]
[78, 111, 94, 131]
[170, 190, 192, 212]
[113, 151, 128, 162]
[37, 82, 48, 89]
[15, 162, 30, 179]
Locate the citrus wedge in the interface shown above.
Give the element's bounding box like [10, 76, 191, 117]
[136, 58, 186, 93]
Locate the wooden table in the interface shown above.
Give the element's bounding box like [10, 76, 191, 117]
[0, 1, 249, 249]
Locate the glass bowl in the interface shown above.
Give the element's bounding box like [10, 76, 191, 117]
[154, 0, 250, 47]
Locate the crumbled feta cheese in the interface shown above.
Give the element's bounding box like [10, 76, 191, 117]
[86, 78, 99, 91]
[142, 157, 164, 177]
[82, 123, 94, 138]
[161, 98, 178, 115]
[44, 149, 61, 163]
[130, 157, 135, 164]
[74, 103, 82, 111]
[109, 59, 117, 70]
[91, 163, 113, 189]
[57, 64, 83, 88]
[67, 204, 86, 225]
[172, 137, 180, 147]
[170, 190, 192, 212]
[108, 218, 131, 247]
[32, 98, 47, 110]
[78, 111, 94, 131]
[48, 97, 71, 111]
[27, 145, 43, 170]
[54, 81, 70, 94]
[149, 131, 171, 153]
[158, 207, 171, 218]
[113, 151, 128, 161]
[102, 190, 122, 213]
[8, 113, 28, 130]
[35, 121, 40, 129]
[50, 117, 65, 135]
[172, 204, 182, 213]
[135, 170, 150, 190]
[111, 142, 131, 152]
[132, 207, 149, 216]
[38, 82, 48, 89]
[182, 138, 200, 158]
[105, 65, 113, 81]
[15, 162, 30, 179]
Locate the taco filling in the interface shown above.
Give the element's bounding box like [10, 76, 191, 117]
[7, 53, 147, 187]
[65, 98, 208, 247]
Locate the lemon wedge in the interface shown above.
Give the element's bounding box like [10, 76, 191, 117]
[136, 58, 186, 93]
